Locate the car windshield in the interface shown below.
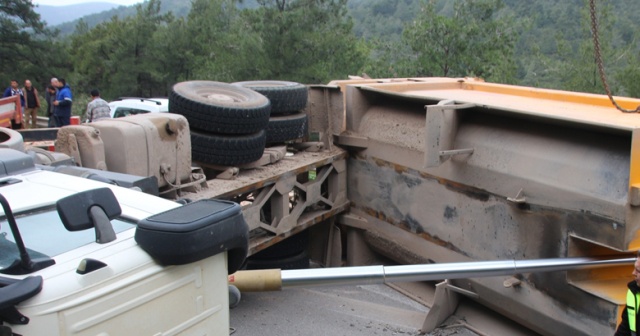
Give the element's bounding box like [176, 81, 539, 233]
[0, 207, 135, 270]
[113, 107, 151, 118]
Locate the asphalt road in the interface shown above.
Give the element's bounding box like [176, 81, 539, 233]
[230, 284, 478, 336]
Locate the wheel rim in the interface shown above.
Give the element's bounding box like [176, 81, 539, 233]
[234, 81, 299, 89]
[207, 93, 240, 103]
[173, 81, 268, 107]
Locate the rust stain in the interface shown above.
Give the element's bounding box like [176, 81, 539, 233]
[363, 207, 388, 223]
[359, 205, 466, 256]
[413, 231, 466, 256]
[363, 155, 493, 202]
[371, 157, 409, 174]
[438, 178, 491, 202]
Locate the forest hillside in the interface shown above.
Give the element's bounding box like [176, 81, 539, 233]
[2, 0, 639, 117]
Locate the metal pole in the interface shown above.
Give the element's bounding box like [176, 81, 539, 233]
[281, 265, 385, 288]
[380, 257, 634, 283]
[279, 257, 635, 289]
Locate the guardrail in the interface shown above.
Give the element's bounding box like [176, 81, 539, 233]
[36, 116, 49, 128]
[35, 116, 81, 128]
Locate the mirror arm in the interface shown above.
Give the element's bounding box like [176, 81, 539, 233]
[90, 206, 116, 244]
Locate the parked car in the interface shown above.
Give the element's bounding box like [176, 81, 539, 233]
[0, 148, 248, 335]
[108, 98, 169, 118]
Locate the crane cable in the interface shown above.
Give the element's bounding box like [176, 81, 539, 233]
[589, 0, 640, 113]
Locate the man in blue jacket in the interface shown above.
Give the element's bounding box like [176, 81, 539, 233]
[53, 78, 72, 127]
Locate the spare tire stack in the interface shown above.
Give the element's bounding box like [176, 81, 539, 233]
[169, 81, 271, 166]
[232, 81, 309, 145]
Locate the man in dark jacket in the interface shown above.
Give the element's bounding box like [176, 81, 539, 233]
[45, 85, 56, 127]
[615, 253, 640, 336]
[52, 78, 72, 127]
[23, 80, 40, 129]
[46, 78, 58, 127]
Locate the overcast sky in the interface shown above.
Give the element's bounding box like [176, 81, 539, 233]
[34, 0, 143, 6]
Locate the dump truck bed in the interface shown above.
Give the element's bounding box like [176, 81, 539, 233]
[311, 77, 640, 335]
[353, 78, 640, 131]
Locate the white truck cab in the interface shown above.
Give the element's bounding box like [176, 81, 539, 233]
[0, 148, 247, 335]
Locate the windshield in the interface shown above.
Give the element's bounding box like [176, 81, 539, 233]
[0, 208, 135, 270]
[113, 107, 152, 118]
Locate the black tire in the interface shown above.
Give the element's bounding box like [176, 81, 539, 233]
[0, 128, 24, 151]
[191, 130, 266, 166]
[266, 112, 308, 144]
[251, 231, 309, 260]
[228, 285, 241, 309]
[232, 81, 308, 115]
[169, 81, 271, 135]
[245, 250, 310, 270]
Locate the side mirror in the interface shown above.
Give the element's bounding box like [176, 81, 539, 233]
[56, 188, 122, 244]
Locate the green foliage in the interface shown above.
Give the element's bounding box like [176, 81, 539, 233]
[401, 0, 517, 83]
[55, 0, 192, 36]
[0, 0, 66, 89]
[64, 0, 365, 99]
[243, 0, 367, 83]
[7, 0, 640, 110]
[0, 0, 45, 61]
[349, 0, 419, 40]
[618, 61, 640, 98]
[69, 0, 174, 99]
[511, 0, 616, 94]
[185, 0, 265, 81]
[352, 0, 640, 96]
[71, 92, 91, 117]
[358, 38, 415, 78]
[151, 17, 194, 84]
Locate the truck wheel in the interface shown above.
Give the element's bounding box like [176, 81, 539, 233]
[245, 249, 310, 270]
[266, 112, 308, 144]
[0, 128, 24, 151]
[251, 231, 309, 260]
[232, 81, 307, 115]
[170, 81, 271, 135]
[191, 130, 266, 166]
[228, 285, 241, 309]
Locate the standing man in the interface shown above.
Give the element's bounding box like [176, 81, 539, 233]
[3, 80, 24, 129]
[22, 80, 40, 129]
[85, 89, 111, 122]
[615, 252, 640, 335]
[53, 78, 72, 127]
[45, 85, 56, 127]
[45, 78, 59, 127]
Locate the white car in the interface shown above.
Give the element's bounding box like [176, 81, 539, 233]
[0, 148, 247, 335]
[108, 98, 169, 118]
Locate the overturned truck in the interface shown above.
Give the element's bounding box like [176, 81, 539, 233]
[316, 77, 640, 335]
[23, 77, 640, 335]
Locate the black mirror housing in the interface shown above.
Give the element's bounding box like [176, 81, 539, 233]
[56, 188, 122, 232]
